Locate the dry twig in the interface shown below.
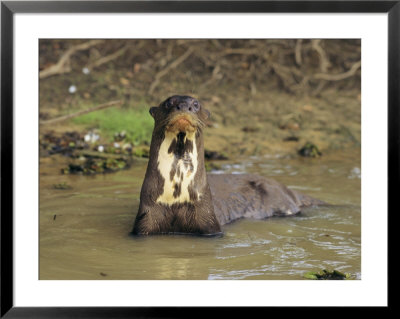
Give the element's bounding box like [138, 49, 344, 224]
[39, 100, 122, 125]
[87, 46, 129, 70]
[148, 47, 194, 94]
[39, 40, 104, 79]
[199, 64, 223, 89]
[295, 40, 303, 66]
[313, 60, 361, 81]
[311, 39, 331, 73]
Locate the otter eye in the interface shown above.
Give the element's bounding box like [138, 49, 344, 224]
[193, 101, 199, 110]
[166, 100, 173, 108]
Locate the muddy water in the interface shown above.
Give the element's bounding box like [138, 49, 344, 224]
[39, 150, 361, 280]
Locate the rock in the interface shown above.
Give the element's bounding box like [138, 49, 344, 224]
[298, 142, 322, 157]
[204, 150, 228, 160]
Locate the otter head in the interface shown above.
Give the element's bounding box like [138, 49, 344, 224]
[149, 95, 210, 135]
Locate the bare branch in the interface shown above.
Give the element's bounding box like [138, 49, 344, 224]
[295, 40, 303, 66]
[87, 46, 129, 69]
[311, 40, 331, 94]
[39, 40, 104, 79]
[220, 48, 259, 56]
[311, 39, 330, 72]
[199, 64, 223, 89]
[313, 60, 361, 81]
[148, 47, 194, 94]
[40, 100, 123, 125]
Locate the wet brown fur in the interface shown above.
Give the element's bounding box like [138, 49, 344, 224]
[132, 96, 221, 236]
[132, 95, 324, 236]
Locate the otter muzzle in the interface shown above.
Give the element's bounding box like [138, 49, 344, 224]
[166, 113, 196, 133]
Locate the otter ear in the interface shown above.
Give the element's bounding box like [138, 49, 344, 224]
[149, 106, 158, 118]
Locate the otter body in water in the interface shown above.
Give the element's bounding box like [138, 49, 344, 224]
[132, 95, 324, 236]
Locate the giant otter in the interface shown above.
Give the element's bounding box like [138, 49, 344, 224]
[132, 95, 324, 236]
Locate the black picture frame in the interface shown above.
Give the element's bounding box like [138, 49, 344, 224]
[1, 1, 395, 317]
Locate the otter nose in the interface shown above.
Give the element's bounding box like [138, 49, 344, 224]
[175, 102, 194, 112]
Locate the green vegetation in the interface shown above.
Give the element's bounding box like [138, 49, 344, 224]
[73, 107, 154, 146]
[62, 157, 131, 175]
[132, 145, 150, 158]
[298, 142, 322, 158]
[205, 161, 222, 172]
[53, 182, 72, 190]
[304, 269, 351, 280]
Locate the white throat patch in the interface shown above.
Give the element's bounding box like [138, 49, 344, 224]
[156, 131, 199, 205]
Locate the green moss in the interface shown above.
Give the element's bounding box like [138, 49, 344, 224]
[303, 272, 319, 280]
[304, 269, 351, 280]
[61, 157, 131, 175]
[298, 142, 322, 158]
[205, 161, 222, 172]
[133, 146, 150, 158]
[53, 182, 72, 190]
[72, 107, 154, 146]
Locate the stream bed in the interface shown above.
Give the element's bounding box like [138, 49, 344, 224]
[39, 150, 361, 280]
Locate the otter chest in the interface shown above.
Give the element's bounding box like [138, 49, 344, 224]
[156, 131, 199, 204]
